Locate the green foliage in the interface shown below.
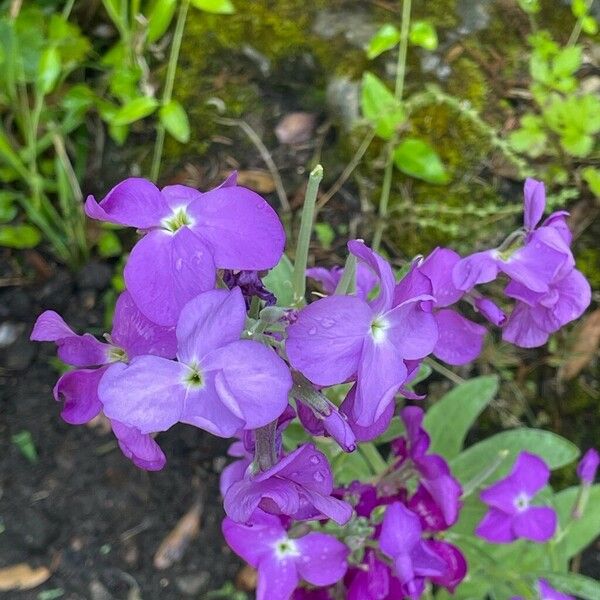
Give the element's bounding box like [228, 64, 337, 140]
[366, 24, 401, 59]
[393, 138, 449, 184]
[263, 253, 295, 306]
[11, 430, 38, 463]
[535, 573, 600, 600]
[191, 0, 236, 14]
[0, 224, 41, 248]
[159, 100, 191, 143]
[360, 72, 406, 140]
[409, 20, 438, 51]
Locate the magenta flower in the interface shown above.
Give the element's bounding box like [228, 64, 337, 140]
[379, 502, 446, 599]
[85, 175, 285, 325]
[99, 288, 291, 438]
[296, 402, 356, 453]
[224, 443, 353, 525]
[476, 452, 557, 543]
[31, 292, 177, 470]
[287, 240, 437, 427]
[306, 262, 378, 301]
[577, 448, 599, 485]
[345, 549, 403, 600]
[537, 579, 574, 600]
[223, 510, 349, 600]
[453, 179, 573, 294]
[502, 269, 591, 348]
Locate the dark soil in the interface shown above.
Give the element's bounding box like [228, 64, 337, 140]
[0, 258, 241, 599]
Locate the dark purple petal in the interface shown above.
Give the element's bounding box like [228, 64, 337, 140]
[419, 247, 463, 307]
[427, 540, 467, 592]
[85, 178, 169, 228]
[188, 186, 285, 270]
[110, 291, 177, 359]
[433, 308, 486, 365]
[124, 228, 216, 327]
[408, 485, 449, 533]
[295, 532, 349, 586]
[577, 448, 600, 485]
[524, 178, 545, 231]
[346, 550, 391, 600]
[54, 367, 105, 424]
[475, 508, 516, 543]
[306, 266, 339, 295]
[399, 406, 430, 459]
[410, 541, 447, 578]
[110, 419, 166, 471]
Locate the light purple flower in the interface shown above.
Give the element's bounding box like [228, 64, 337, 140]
[31, 291, 177, 470]
[379, 502, 446, 599]
[296, 402, 356, 453]
[306, 262, 378, 301]
[223, 509, 349, 600]
[502, 269, 591, 348]
[85, 175, 285, 325]
[577, 448, 599, 486]
[537, 579, 574, 600]
[476, 451, 557, 543]
[224, 443, 353, 525]
[287, 240, 437, 427]
[99, 287, 291, 438]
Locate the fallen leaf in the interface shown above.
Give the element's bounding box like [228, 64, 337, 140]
[234, 169, 276, 194]
[559, 309, 600, 380]
[153, 501, 202, 570]
[235, 564, 257, 591]
[0, 563, 51, 591]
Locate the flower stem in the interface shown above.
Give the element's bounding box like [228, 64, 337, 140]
[334, 253, 357, 295]
[150, 0, 190, 182]
[254, 420, 278, 472]
[292, 165, 323, 305]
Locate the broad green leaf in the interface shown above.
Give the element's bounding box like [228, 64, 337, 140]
[159, 100, 191, 143]
[147, 0, 177, 42]
[0, 192, 17, 223]
[535, 573, 600, 600]
[373, 416, 405, 444]
[451, 429, 579, 486]
[393, 138, 449, 184]
[366, 24, 401, 59]
[190, 0, 235, 14]
[582, 15, 598, 35]
[108, 123, 129, 146]
[263, 254, 294, 306]
[111, 97, 158, 126]
[572, 0, 588, 18]
[582, 166, 600, 198]
[37, 46, 61, 95]
[332, 449, 373, 485]
[0, 224, 41, 248]
[554, 484, 600, 558]
[424, 375, 499, 459]
[409, 21, 438, 51]
[361, 72, 406, 139]
[552, 46, 582, 78]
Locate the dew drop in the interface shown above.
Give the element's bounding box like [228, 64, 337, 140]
[321, 317, 334, 328]
[308, 326, 317, 335]
[175, 258, 183, 271]
[309, 455, 320, 465]
[313, 471, 324, 482]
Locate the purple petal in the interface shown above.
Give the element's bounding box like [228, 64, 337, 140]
[538, 579, 575, 600]
[544, 269, 591, 329]
[110, 419, 166, 471]
[380, 502, 422, 558]
[523, 178, 545, 230]
[348, 240, 395, 313]
[453, 250, 499, 291]
[399, 406, 430, 458]
[542, 211, 572, 246]
[427, 540, 467, 593]
[188, 186, 285, 270]
[322, 410, 357, 452]
[433, 309, 486, 365]
[347, 550, 391, 600]
[410, 540, 447, 578]
[124, 228, 216, 327]
[474, 297, 506, 326]
[31, 310, 77, 341]
[306, 266, 339, 295]
[386, 297, 438, 360]
[99, 357, 187, 433]
[475, 508, 516, 543]
[419, 248, 463, 307]
[577, 448, 600, 485]
[160, 184, 202, 210]
[513, 506, 556, 542]
[393, 263, 433, 306]
[286, 295, 370, 386]
[54, 367, 105, 424]
[256, 554, 299, 600]
[176, 288, 246, 363]
[502, 303, 550, 348]
[341, 384, 394, 442]
[295, 532, 349, 585]
[110, 291, 177, 358]
[85, 178, 169, 228]
[222, 510, 285, 566]
[202, 340, 292, 430]
[220, 456, 251, 496]
[408, 485, 448, 533]
[354, 336, 407, 427]
[272, 445, 333, 494]
[301, 489, 353, 525]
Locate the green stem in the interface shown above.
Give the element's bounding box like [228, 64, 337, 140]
[292, 165, 323, 305]
[425, 357, 465, 385]
[568, 0, 595, 46]
[360, 442, 388, 475]
[62, 0, 76, 19]
[150, 0, 190, 182]
[334, 253, 357, 295]
[372, 0, 412, 252]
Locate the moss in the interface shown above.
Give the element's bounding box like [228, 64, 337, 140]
[576, 247, 600, 290]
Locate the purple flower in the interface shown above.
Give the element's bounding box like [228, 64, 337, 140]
[99, 288, 291, 438]
[345, 549, 400, 600]
[577, 448, 599, 486]
[296, 402, 357, 453]
[453, 179, 573, 294]
[502, 269, 591, 348]
[224, 443, 353, 525]
[306, 262, 378, 301]
[85, 175, 285, 325]
[31, 291, 177, 470]
[427, 540, 467, 593]
[537, 579, 574, 600]
[223, 269, 276, 308]
[476, 451, 557, 543]
[287, 241, 437, 427]
[222, 510, 349, 600]
[379, 502, 446, 599]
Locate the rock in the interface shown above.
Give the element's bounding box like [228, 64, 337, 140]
[0, 289, 33, 321]
[78, 261, 112, 291]
[89, 580, 115, 600]
[275, 112, 317, 145]
[312, 9, 378, 49]
[175, 572, 210, 596]
[326, 77, 360, 130]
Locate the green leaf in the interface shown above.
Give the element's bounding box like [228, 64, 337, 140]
[581, 15, 598, 35]
[361, 72, 406, 139]
[111, 97, 158, 126]
[366, 24, 401, 59]
[102, 0, 125, 28]
[552, 46, 582, 78]
[535, 573, 600, 600]
[159, 100, 191, 143]
[572, 0, 588, 18]
[451, 428, 579, 486]
[37, 46, 61, 95]
[97, 231, 122, 258]
[12, 430, 38, 463]
[0, 192, 18, 223]
[147, 0, 178, 42]
[582, 166, 600, 198]
[314, 222, 335, 249]
[0, 224, 41, 248]
[263, 254, 294, 306]
[332, 449, 374, 485]
[409, 21, 438, 51]
[554, 484, 600, 559]
[393, 138, 449, 184]
[190, 0, 235, 14]
[424, 375, 499, 459]
[518, 0, 540, 13]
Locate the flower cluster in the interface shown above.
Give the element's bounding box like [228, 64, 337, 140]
[31, 176, 594, 599]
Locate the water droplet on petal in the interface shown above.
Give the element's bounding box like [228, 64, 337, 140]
[308, 326, 317, 335]
[321, 318, 334, 328]
[175, 258, 183, 271]
[313, 471, 324, 482]
[310, 455, 320, 465]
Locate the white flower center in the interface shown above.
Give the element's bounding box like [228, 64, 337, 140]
[514, 492, 530, 513]
[162, 207, 194, 233]
[370, 316, 389, 343]
[273, 537, 300, 559]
